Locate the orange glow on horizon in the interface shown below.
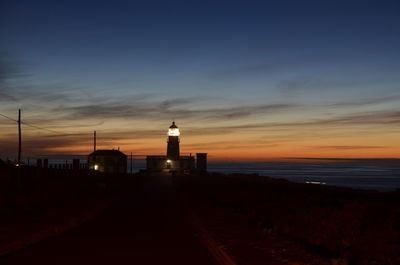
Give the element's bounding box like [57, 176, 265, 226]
[1, 113, 399, 162]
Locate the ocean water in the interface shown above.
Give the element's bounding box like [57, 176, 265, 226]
[127, 161, 400, 192]
[207, 162, 400, 192]
[40, 158, 400, 192]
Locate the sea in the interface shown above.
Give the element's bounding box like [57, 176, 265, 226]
[129, 160, 400, 192]
[39, 158, 400, 192]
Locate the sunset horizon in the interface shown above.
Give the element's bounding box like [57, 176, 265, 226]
[1, 114, 400, 162]
[1, 1, 400, 161]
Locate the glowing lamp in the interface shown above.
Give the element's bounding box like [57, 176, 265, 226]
[168, 121, 180, 136]
[168, 128, 180, 136]
[94, 164, 99, 170]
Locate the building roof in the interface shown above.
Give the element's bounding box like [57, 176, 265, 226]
[146, 155, 194, 160]
[169, 121, 178, 128]
[147, 155, 167, 159]
[88, 149, 127, 157]
[179, 156, 195, 160]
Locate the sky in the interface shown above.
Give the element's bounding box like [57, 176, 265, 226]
[0, 0, 400, 161]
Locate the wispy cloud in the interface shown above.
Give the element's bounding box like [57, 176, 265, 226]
[210, 63, 278, 80]
[54, 100, 299, 122]
[0, 52, 25, 102]
[277, 76, 358, 92]
[310, 145, 386, 150]
[185, 139, 279, 150]
[328, 94, 400, 107]
[209, 57, 324, 80]
[180, 109, 400, 139]
[1, 51, 399, 160]
[286, 157, 400, 165]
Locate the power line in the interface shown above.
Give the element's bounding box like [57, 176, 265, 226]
[21, 121, 66, 134]
[0, 113, 18, 122]
[0, 112, 91, 136]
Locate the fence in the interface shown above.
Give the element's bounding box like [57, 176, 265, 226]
[0, 159, 89, 185]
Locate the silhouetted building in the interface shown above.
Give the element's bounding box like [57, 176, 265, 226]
[196, 153, 207, 172]
[0, 159, 9, 182]
[147, 122, 205, 173]
[88, 150, 127, 174]
[73, 159, 80, 170]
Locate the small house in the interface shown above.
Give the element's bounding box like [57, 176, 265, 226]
[88, 150, 127, 174]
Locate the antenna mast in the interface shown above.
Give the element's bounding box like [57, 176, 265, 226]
[18, 109, 21, 166]
[94, 131, 96, 152]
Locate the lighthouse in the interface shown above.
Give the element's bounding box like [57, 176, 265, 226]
[146, 121, 206, 173]
[167, 121, 180, 159]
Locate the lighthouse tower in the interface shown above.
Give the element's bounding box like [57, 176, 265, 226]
[167, 121, 180, 159]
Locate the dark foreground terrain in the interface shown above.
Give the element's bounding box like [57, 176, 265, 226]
[178, 173, 400, 265]
[0, 168, 399, 265]
[0, 173, 214, 265]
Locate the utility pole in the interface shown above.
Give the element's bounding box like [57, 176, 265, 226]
[18, 109, 21, 166]
[94, 131, 97, 152]
[93, 131, 96, 170]
[130, 152, 133, 174]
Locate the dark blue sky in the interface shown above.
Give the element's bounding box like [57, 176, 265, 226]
[1, 0, 400, 159]
[2, 1, 399, 87]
